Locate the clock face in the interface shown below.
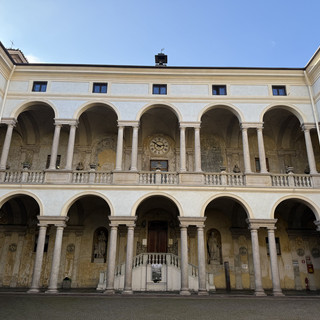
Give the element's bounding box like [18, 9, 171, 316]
[149, 136, 169, 155]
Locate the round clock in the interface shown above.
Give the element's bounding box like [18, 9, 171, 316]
[149, 136, 169, 155]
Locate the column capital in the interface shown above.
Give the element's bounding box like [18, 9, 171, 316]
[37, 215, 69, 227]
[178, 217, 206, 228]
[241, 122, 263, 129]
[118, 120, 139, 127]
[179, 121, 201, 128]
[301, 123, 316, 131]
[246, 218, 277, 230]
[109, 216, 137, 227]
[1, 118, 17, 126]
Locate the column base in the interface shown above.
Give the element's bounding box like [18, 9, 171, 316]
[45, 288, 59, 294]
[198, 290, 209, 296]
[27, 288, 40, 293]
[272, 290, 285, 296]
[103, 289, 115, 295]
[254, 290, 267, 296]
[122, 290, 133, 295]
[180, 289, 191, 296]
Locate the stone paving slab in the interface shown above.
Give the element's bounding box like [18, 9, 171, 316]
[0, 293, 320, 320]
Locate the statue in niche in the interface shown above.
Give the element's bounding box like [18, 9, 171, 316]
[93, 229, 108, 263]
[207, 230, 221, 264]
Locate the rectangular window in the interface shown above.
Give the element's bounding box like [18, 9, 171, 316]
[272, 85, 286, 96]
[255, 157, 269, 172]
[93, 83, 108, 93]
[266, 237, 281, 255]
[46, 155, 61, 169]
[212, 85, 227, 95]
[153, 84, 167, 95]
[32, 81, 47, 92]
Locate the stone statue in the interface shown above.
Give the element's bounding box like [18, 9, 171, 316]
[207, 231, 220, 264]
[96, 231, 107, 258]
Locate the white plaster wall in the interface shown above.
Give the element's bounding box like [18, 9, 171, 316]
[236, 103, 268, 122]
[112, 101, 147, 120]
[50, 99, 86, 118]
[295, 104, 316, 122]
[289, 85, 309, 97]
[229, 85, 268, 96]
[312, 76, 320, 96]
[50, 81, 89, 94]
[8, 81, 29, 93]
[2, 99, 25, 117]
[170, 85, 209, 96]
[175, 102, 205, 121]
[111, 83, 148, 96]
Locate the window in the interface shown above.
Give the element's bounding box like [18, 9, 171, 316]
[212, 85, 227, 95]
[32, 81, 47, 92]
[93, 83, 108, 93]
[266, 237, 281, 255]
[255, 157, 269, 172]
[272, 85, 286, 96]
[153, 84, 167, 95]
[46, 155, 61, 169]
[150, 160, 168, 171]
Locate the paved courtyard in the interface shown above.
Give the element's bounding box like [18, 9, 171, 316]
[0, 293, 320, 320]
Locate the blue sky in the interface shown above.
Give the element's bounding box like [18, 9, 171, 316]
[0, 0, 319, 67]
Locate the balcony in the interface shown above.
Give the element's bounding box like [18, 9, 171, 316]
[0, 168, 319, 189]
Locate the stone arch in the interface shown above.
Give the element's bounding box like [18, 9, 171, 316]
[61, 191, 114, 217]
[137, 102, 182, 122]
[260, 103, 306, 124]
[198, 103, 245, 123]
[0, 191, 44, 216]
[131, 192, 183, 217]
[270, 195, 320, 220]
[74, 101, 120, 120]
[11, 99, 58, 119]
[201, 193, 253, 218]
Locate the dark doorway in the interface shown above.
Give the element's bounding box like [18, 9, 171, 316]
[148, 221, 168, 252]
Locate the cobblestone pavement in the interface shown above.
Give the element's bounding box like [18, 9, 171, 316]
[0, 292, 320, 320]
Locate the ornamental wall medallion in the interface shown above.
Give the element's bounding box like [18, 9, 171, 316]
[297, 248, 305, 256]
[66, 244, 75, 253]
[239, 247, 247, 256]
[311, 248, 320, 258]
[9, 243, 17, 252]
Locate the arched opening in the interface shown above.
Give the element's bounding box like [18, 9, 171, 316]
[262, 107, 309, 174]
[0, 103, 55, 170]
[200, 107, 241, 172]
[75, 104, 118, 171]
[139, 105, 180, 171]
[0, 194, 40, 287]
[135, 196, 180, 254]
[62, 195, 111, 288]
[204, 196, 251, 290]
[274, 198, 319, 290]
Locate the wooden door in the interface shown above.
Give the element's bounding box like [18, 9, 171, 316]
[148, 221, 168, 253]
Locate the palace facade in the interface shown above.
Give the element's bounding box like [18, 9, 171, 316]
[0, 43, 320, 295]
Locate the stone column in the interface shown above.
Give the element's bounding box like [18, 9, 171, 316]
[65, 122, 78, 170]
[194, 126, 202, 172]
[197, 223, 208, 295]
[179, 223, 190, 295]
[28, 224, 48, 293]
[123, 220, 136, 294]
[10, 231, 26, 287]
[130, 125, 139, 171]
[267, 226, 284, 296]
[0, 119, 16, 170]
[71, 230, 83, 288]
[49, 123, 62, 170]
[302, 124, 318, 174]
[115, 125, 125, 171]
[0, 231, 12, 286]
[241, 125, 252, 173]
[46, 219, 68, 293]
[180, 126, 186, 172]
[104, 224, 118, 294]
[248, 223, 266, 296]
[256, 125, 268, 173]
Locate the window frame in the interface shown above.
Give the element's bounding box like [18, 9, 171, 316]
[272, 85, 287, 96]
[32, 81, 47, 92]
[212, 85, 227, 96]
[152, 84, 167, 95]
[92, 82, 108, 94]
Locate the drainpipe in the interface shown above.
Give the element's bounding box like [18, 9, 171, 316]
[0, 65, 16, 123]
[304, 70, 320, 148]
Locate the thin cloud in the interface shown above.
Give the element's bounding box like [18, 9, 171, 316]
[25, 54, 44, 63]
